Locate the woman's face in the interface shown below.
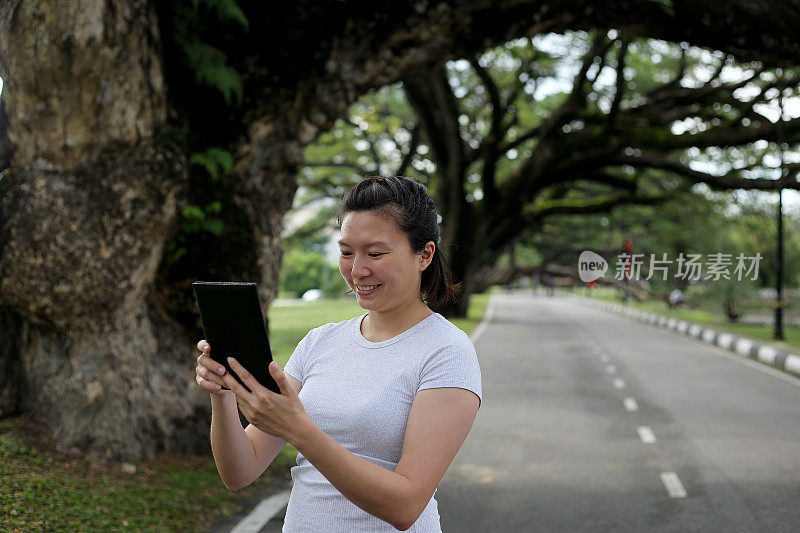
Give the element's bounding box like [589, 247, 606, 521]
[338, 211, 434, 314]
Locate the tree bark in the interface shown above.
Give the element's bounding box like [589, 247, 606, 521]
[0, 1, 200, 462]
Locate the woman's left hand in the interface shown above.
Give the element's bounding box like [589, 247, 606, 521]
[223, 358, 311, 443]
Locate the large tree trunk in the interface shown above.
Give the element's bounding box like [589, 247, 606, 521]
[0, 1, 202, 462]
[2, 0, 800, 463]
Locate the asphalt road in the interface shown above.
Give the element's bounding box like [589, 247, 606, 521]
[436, 291, 800, 532]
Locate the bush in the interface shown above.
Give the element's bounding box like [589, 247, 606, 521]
[280, 249, 338, 297]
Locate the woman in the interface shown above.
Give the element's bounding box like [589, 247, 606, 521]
[195, 175, 482, 532]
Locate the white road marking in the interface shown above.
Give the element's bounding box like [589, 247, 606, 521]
[660, 471, 688, 498]
[613, 378, 626, 389]
[606, 365, 617, 374]
[600, 354, 610, 363]
[230, 490, 291, 533]
[637, 426, 657, 443]
[623, 397, 639, 411]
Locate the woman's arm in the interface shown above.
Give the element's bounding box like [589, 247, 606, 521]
[291, 387, 479, 531]
[209, 374, 302, 491]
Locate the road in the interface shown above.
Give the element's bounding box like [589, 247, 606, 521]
[436, 291, 800, 532]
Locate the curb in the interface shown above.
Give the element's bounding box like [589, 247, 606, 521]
[572, 296, 800, 378]
[208, 481, 292, 533]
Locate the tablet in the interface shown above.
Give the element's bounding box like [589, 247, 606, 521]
[192, 281, 280, 394]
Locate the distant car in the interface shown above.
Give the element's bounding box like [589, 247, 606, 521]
[301, 289, 323, 302]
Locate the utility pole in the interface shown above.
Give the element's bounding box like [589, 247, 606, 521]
[774, 70, 786, 340]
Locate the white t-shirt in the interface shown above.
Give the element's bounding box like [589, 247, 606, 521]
[282, 311, 482, 532]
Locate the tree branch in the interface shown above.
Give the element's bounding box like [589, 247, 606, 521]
[612, 152, 800, 190]
[539, 33, 612, 140]
[525, 191, 649, 218]
[304, 161, 371, 175]
[607, 38, 630, 130]
[640, 115, 800, 150]
[468, 55, 503, 208]
[396, 125, 420, 176]
[497, 125, 541, 156]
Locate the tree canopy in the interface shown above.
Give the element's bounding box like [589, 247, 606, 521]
[301, 30, 800, 314]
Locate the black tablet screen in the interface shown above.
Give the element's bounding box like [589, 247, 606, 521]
[192, 281, 280, 394]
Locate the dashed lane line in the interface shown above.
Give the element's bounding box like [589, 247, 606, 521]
[623, 397, 639, 412]
[660, 471, 688, 498]
[637, 426, 657, 444]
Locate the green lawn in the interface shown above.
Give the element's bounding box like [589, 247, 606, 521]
[1, 292, 492, 531]
[581, 287, 800, 353]
[0, 416, 286, 532]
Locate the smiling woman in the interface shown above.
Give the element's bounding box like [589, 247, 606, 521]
[337, 212, 435, 334]
[196, 175, 482, 532]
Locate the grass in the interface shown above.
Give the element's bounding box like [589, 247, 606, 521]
[1, 292, 493, 531]
[0, 417, 285, 532]
[267, 298, 365, 363]
[581, 287, 800, 353]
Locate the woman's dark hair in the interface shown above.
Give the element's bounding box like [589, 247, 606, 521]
[337, 175, 462, 307]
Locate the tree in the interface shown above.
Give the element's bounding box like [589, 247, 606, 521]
[303, 31, 800, 316]
[2, 0, 800, 462]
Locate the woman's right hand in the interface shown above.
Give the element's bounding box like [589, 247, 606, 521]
[196, 340, 231, 396]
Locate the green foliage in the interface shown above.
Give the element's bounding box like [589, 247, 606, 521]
[300, 82, 425, 202]
[192, 0, 249, 31]
[166, 200, 225, 266]
[726, 196, 800, 288]
[182, 42, 243, 105]
[300, 28, 800, 317]
[189, 147, 234, 182]
[180, 202, 225, 235]
[165, 146, 233, 266]
[527, 186, 800, 316]
[279, 249, 336, 297]
[171, 0, 249, 106]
